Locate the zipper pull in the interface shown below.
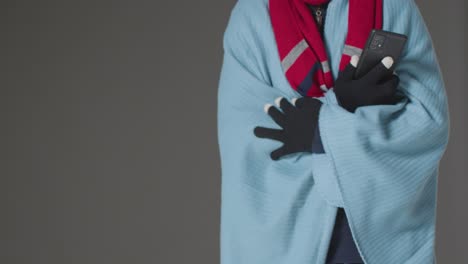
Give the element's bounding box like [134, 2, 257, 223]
[315, 7, 323, 28]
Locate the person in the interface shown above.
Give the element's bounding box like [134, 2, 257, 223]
[217, 0, 450, 263]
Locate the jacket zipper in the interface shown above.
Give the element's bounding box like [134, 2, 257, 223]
[315, 6, 324, 28]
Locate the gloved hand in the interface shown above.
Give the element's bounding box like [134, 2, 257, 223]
[254, 96, 323, 160]
[334, 55, 401, 113]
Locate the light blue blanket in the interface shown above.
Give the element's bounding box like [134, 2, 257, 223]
[217, 0, 450, 263]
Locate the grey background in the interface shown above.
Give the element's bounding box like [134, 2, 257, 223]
[1, 0, 466, 263]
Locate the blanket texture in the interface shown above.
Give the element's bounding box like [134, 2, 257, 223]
[217, 0, 450, 263]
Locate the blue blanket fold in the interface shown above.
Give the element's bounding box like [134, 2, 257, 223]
[217, 0, 450, 263]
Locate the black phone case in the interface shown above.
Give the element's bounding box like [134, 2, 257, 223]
[354, 29, 407, 80]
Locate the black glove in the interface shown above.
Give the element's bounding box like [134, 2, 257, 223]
[334, 56, 401, 113]
[253, 96, 323, 161]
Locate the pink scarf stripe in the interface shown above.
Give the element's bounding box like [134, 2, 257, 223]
[270, 0, 383, 97]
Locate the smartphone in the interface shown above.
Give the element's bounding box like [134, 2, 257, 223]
[354, 29, 408, 80]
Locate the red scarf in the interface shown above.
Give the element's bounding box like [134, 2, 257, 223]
[270, 0, 383, 97]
